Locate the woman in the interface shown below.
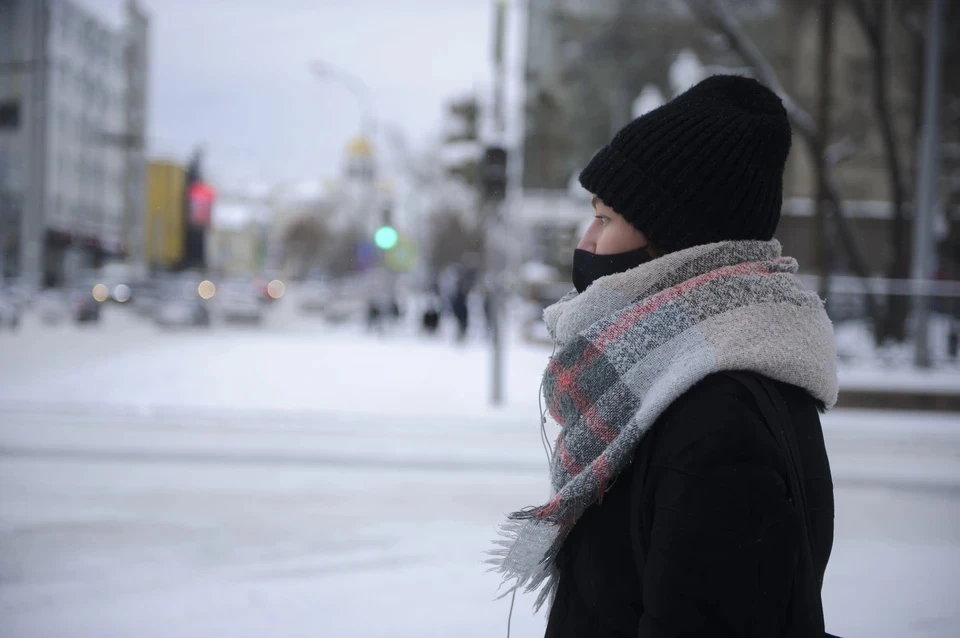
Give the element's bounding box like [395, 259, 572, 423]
[490, 76, 838, 637]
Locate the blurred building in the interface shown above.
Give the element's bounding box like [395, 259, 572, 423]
[341, 134, 392, 237]
[0, 0, 150, 286]
[122, 0, 149, 270]
[517, 0, 959, 278]
[775, 0, 960, 280]
[144, 159, 185, 270]
[518, 0, 777, 272]
[521, 0, 777, 193]
[206, 197, 270, 277]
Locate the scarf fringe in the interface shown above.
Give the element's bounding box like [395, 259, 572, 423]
[485, 518, 565, 611]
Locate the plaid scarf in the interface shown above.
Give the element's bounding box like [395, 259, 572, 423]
[489, 240, 838, 609]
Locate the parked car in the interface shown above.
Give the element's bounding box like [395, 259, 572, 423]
[219, 282, 263, 324]
[154, 297, 211, 328]
[90, 262, 144, 304]
[36, 290, 68, 325]
[253, 273, 286, 303]
[298, 281, 330, 314]
[130, 279, 163, 316]
[1, 280, 35, 314]
[153, 280, 212, 328]
[72, 287, 102, 323]
[323, 296, 366, 325]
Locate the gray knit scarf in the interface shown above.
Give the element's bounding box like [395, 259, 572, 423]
[489, 240, 838, 609]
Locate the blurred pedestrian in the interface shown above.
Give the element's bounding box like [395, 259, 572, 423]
[441, 264, 471, 342]
[365, 298, 382, 334]
[387, 297, 401, 322]
[480, 281, 496, 338]
[490, 76, 840, 638]
[450, 286, 469, 342]
[421, 303, 440, 335]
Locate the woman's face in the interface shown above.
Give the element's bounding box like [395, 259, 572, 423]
[577, 196, 649, 255]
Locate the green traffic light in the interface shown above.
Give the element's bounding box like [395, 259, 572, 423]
[374, 225, 399, 250]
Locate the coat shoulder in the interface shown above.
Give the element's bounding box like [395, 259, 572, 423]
[647, 372, 785, 471]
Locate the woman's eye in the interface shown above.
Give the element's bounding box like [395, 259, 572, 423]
[595, 216, 609, 226]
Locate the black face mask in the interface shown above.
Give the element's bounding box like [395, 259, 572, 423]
[573, 247, 652, 293]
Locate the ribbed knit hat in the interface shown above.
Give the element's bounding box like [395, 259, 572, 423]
[579, 75, 792, 252]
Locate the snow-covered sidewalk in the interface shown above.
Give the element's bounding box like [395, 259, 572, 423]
[1, 411, 959, 638]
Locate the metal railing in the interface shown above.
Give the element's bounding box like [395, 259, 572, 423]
[797, 275, 960, 367]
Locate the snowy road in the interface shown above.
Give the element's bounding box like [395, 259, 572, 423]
[2, 308, 960, 636]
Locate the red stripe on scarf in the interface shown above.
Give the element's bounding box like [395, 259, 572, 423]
[564, 372, 619, 444]
[548, 262, 778, 447]
[556, 439, 584, 476]
[595, 261, 772, 350]
[536, 493, 563, 521]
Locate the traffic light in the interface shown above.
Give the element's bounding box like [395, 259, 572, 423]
[375, 204, 398, 250]
[481, 145, 508, 203]
[445, 97, 480, 144]
[374, 225, 398, 250]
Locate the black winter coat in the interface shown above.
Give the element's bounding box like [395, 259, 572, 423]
[545, 372, 834, 638]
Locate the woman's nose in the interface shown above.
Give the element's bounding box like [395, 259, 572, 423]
[577, 229, 597, 252]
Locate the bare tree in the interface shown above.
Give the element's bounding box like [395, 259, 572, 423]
[851, 0, 912, 343]
[282, 217, 328, 279]
[323, 225, 367, 278]
[684, 0, 883, 330]
[814, 0, 835, 304]
[426, 210, 485, 275]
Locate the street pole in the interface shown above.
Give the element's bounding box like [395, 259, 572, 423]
[21, 0, 49, 288]
[309, 60, 383, 283]
[489, 0, 508, 406]
[309, 61, 376, 140]
[911, 0, 944, 369]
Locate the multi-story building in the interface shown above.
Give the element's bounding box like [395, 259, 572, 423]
[518, 0, 777, 272]
[517, 0, 958, 279]
[0, 0, 149, 286]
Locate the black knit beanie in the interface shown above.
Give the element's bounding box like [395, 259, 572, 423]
[579, 75, 792, 252]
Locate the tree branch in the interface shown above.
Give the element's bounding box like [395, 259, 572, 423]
[684, 0, 881, 323]
[825, 137, 859, 164]
[685, 0, 817, 135]
[852, 0, 912, 342]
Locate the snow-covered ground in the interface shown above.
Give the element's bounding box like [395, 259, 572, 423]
[1, 303, 959, 637]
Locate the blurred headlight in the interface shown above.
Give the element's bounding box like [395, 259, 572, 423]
[113, 284, 131, 303]
[267, 279, 285, 299]
[198, 280, 216, 300]
[92, 283, 109, 302]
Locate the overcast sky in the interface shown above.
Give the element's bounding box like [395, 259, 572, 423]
[81, 0, 515, 188]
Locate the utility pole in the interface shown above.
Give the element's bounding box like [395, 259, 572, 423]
[21, 0, 49, 288]
[912, 0, 944, 368]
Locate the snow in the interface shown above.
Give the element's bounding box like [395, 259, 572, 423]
[1, 301, 960, 637]
[632, 84, 666, 118]
[668, 49, 706, 97]
[519, 262, 560, 285]
[834, 321, 960, 391]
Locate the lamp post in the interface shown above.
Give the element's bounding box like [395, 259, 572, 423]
[309, 61, 376, 138]
[309, 60, 392, 295]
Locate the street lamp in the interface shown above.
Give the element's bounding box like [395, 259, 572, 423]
[309, 60, 376, 137]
